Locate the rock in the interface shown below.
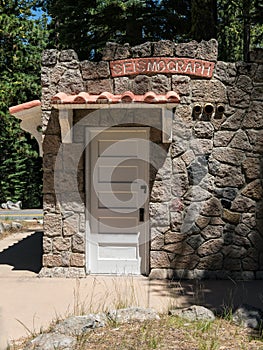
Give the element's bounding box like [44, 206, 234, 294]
[72, 234, 85, 253]
[131, 42, 152, 57]
[214, 164, 244, 188]
[197, 239, 224, 257]
[149, 202, 169, 227]
[151, 231, 164, 250]
[170, 136, 188, 157]
[184, 186, 211, 202]
[212, 147, 245, 165]
[151, 251, 170, 268]
[2, 222, 11, 231]
[172, 75, 191, 96]
[53, 237, 71, 252]
[213, 130, 234, 146]
[221, 109, 245, 130]
[172, 158, 187, 174]
[231, 195, 256, 213]
[191, 80, 227, 103]
[222, 245, 247, 259]
[200, 197, 222, 216]
[243, 101, 263, 129]
[151, 74, 171, 94]
[132, 75, 151, 95]
[198, 253, 223, 270]
[171, 173, 189, 197]
[151, 180, 171, 202]
[164, 231, 187, 244]
[11, 222, 23, 230]
[170, 254, 200, 270]
[153, 40, 174, 56]
[57, 69, 84, 94]
[175, 40, 198, 58]
[186, 234, 204, 249]
[233, 304, 263, 330]
[195, 216, 210, 229]
[229, 130, 252, 151]
[59, 50, 78, 62]
[169, 305, 215, 322]
[194, 122, 214, 139]
[201, 225, 223, 240]
[241, 179, 263, 200]
[215, 187, 238, 201]
[163, 242, 194, 255]
[196, 39, 218, 62]
[214, 61, 237, 85]
[181, 150, 196, 166]
[236, 75, 253, 93]
[42, 49, 59, 66]
[187, 159, 208, 185]
[180, 222, 200, 235]
[149, 268, 173, 280]
[190, 139, 213, 155]
[1, 200, 22, 210]
[107, 307, 160, 323]
[85, 78, 113, 94]
[242, 157, 261, 180]
[80, 61, 110, 80]
[54, 314, 107, 335]
[25, 332, 76, 350]
[70, 253, 85, 267]
[228, 86, 250, 108]
[222, 209, 241, 224]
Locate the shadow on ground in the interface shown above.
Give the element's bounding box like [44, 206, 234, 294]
[149, 278, 263, 313]
[0, 231, 43, 273]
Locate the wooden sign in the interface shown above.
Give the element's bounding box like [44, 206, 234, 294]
[110, 57, 215, 79]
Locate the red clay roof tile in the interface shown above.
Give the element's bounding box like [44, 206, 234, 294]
[9, 100, 41, 115]
[9, 91, 180, 115]
[51, 91, 180, 104]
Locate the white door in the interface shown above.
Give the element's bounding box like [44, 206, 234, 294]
[86, 127, 149, 275]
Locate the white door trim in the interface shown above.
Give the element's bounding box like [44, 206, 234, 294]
[85, 126, 150, 275]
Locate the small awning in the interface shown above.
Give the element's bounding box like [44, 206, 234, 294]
[9, 91, 180, 149]
[9, 100, 43, 156]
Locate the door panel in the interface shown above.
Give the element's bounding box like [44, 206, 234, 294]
[86, 127, 149, 275]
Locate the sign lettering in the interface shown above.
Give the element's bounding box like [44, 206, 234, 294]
[110, 57, 215, 78]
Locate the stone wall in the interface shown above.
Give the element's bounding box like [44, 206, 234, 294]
[41, 39, 263, 279]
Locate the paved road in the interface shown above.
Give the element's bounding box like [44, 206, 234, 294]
[0, 209, 43, 221]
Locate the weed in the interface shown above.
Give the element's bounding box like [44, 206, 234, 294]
[221, 305, 234, 321]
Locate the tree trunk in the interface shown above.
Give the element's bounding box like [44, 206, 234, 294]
[191, 0, 217, 41]
[243, 0, 251, 61]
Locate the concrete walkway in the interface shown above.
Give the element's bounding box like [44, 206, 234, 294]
[0, 231, 262, 349]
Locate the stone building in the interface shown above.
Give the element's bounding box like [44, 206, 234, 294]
[9, 40, 263, 279]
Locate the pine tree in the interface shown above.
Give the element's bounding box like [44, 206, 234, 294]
[0, 0, 48, 208]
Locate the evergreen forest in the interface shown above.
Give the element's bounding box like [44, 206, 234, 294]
[0, 0, 262, 208]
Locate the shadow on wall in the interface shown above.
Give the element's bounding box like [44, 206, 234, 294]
[0, 231, 43, 273]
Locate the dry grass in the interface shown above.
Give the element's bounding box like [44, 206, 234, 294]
[0, 220, 42, 240]
[9, 314, 263, 350]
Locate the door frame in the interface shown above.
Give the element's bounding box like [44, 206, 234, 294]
[85, 126, 150, 275]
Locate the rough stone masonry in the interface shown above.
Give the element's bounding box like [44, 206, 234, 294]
[40, 39, 263, 280]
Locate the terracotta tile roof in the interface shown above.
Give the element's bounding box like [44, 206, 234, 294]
[9, 91, 180, 115]
[51, 91, 180, 104]
[9, 100, 41, 115]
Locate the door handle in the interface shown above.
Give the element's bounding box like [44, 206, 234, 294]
[139, 208, 145, 222]
[140, 185, 147, 193]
